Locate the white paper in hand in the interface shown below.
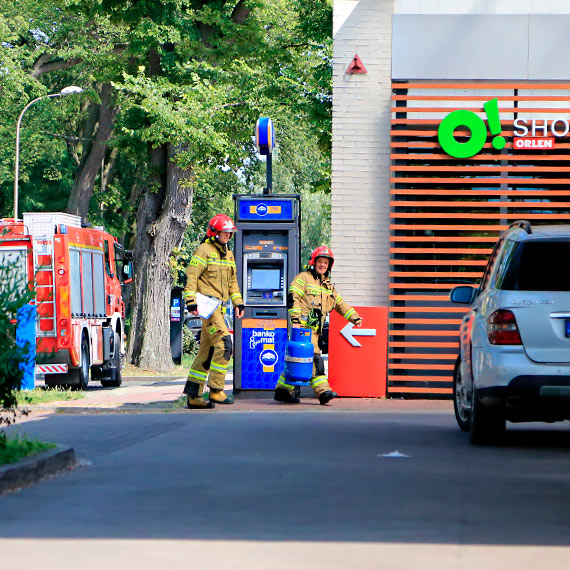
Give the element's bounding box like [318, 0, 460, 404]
[196, 292, 222, 319]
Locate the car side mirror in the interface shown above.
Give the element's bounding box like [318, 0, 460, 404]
[449, 285, 475, 304]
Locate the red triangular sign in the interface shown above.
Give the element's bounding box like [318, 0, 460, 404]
[346, 54, 367, 74]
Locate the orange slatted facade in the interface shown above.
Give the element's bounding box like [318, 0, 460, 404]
[389, 82, 570, 397]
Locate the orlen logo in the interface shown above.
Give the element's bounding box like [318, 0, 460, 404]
[438, 98, 506, 158]
[255, 203, 268, 216]
[259, 349, 278, 367]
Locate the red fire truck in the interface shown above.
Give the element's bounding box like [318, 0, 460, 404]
[0, 212, 133, 389]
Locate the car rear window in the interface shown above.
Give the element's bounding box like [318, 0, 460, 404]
[497, 240, 570, 291]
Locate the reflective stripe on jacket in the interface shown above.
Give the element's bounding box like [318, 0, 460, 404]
[183, 238, 243, 307]
[288, 270, 359, 330]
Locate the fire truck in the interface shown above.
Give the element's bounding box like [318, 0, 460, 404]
[0, 212, 133, 389]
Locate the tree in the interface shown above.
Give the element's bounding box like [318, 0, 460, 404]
[0, 0, 333, 372]
[109, 2, 264, 370]
[0, 1, 130, 220]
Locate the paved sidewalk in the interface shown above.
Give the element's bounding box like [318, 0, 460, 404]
[4, 375, 453, 493]
[23, 375, 454, 415]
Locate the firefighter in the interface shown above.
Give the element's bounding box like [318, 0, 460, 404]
[183, 214, 244, 409]
[274, 246, 362, 405]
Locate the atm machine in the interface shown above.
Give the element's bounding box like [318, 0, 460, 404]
[233, 194, 301, 391]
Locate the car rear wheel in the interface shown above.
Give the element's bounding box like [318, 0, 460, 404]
[470, 388, 506, 445]
[453, 357, 471, 432]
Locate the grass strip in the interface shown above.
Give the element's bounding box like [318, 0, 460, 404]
[0, 434, 56, 466]
[16, 387, 85, 405]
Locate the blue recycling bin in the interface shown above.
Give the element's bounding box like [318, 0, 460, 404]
[16, 304, 36, 391]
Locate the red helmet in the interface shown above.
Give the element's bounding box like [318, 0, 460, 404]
[206, 214, 237, 238]
[309, 246, 334, 270]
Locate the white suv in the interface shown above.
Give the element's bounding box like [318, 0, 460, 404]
[450, 220, 570, 444]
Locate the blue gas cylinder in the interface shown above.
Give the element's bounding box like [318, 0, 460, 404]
[283, 328, 314, 384]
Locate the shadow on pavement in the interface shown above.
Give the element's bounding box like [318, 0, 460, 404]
[1, 411, 570, 546]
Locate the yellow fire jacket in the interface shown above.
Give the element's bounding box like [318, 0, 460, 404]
[183, 238, 243, 308]
[288, 270, 360, 331]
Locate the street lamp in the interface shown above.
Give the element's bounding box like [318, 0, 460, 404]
[13, 86, 84, 220]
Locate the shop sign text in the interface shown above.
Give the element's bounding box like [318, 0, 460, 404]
[438, 100, 569, 158]
[513, 137, 554, 149]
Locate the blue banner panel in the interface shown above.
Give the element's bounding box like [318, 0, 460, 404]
[170, 296, 181, 322]
[240, 318, 288, 389]
[16, 304, 36, 391]
[238, 199, 294, 222]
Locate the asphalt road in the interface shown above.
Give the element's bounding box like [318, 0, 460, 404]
[1, 410, 570, 569]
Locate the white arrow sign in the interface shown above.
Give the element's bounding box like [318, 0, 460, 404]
[340, 322, 376, 347]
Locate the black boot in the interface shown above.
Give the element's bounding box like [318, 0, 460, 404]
[184, 380, 215, 409]
[318, 390, 338, 405]
[274, 387, 300, 404]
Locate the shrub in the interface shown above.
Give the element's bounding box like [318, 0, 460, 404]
[182, 325, 199, 356]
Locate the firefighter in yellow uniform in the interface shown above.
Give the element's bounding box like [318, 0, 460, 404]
[183, 214, 244, 409]
[274, 246, 362, 405]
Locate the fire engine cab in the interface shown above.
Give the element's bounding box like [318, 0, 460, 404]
[0, 212, 133, 389]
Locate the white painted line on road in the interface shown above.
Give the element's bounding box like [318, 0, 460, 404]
[378, 450, 410, 458]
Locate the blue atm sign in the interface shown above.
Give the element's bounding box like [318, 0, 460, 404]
[238, 199, 294, 221]
[256, 117, 275, 155]
[240, 318, 287, 389]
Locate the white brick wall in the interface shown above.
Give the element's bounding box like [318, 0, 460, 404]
[394, 0, 570, 15]
[332, 0, 393, 307]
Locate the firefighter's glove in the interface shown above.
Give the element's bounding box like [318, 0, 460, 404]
[307, 308, 322, 329]
[236, 304, 245, 313]
[186, 303, 198, 313]
[352, 316, 362, 327]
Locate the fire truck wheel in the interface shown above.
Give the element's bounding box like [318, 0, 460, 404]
[76, 335, 90, 391]
[57, 335, 90, 391]
[101, 332, 123, 388]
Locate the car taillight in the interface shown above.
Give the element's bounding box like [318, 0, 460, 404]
[487, 309, 522, 345]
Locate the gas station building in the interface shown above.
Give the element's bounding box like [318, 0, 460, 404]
[331, 1, 570, 397]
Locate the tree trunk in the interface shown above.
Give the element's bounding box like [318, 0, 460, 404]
[127, 143, 194, 371]
[67, 83, 117, 222]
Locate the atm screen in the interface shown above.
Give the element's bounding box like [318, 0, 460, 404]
[251, 268, 281, 290]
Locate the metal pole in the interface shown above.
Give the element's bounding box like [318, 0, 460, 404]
[13, 93, 61, 220]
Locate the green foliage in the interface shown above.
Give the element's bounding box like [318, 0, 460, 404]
[300, 188, 331, 267]
[0, 0, 332, 221]
[0, 433, 55, 466]
[182, 325, 199, 357]
[0, 0, 125, 214]
[16, 387, 85, 405]
[0, 0, 333, 367]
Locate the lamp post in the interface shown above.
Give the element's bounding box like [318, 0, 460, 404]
[13, 86, 83, 220]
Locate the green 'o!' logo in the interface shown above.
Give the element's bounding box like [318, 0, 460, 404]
[437, 110, 488, 159]
[437, 99, 506, 158]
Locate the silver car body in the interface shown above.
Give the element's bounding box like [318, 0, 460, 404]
[456, 224, 570, 422]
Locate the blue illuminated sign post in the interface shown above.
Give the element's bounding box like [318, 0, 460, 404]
[255, 117, 275, 195]
[232, 119, 301, 393]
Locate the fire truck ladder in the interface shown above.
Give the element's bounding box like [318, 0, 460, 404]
[33, 244, 57, 337]
[23, 213, 82, 340]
